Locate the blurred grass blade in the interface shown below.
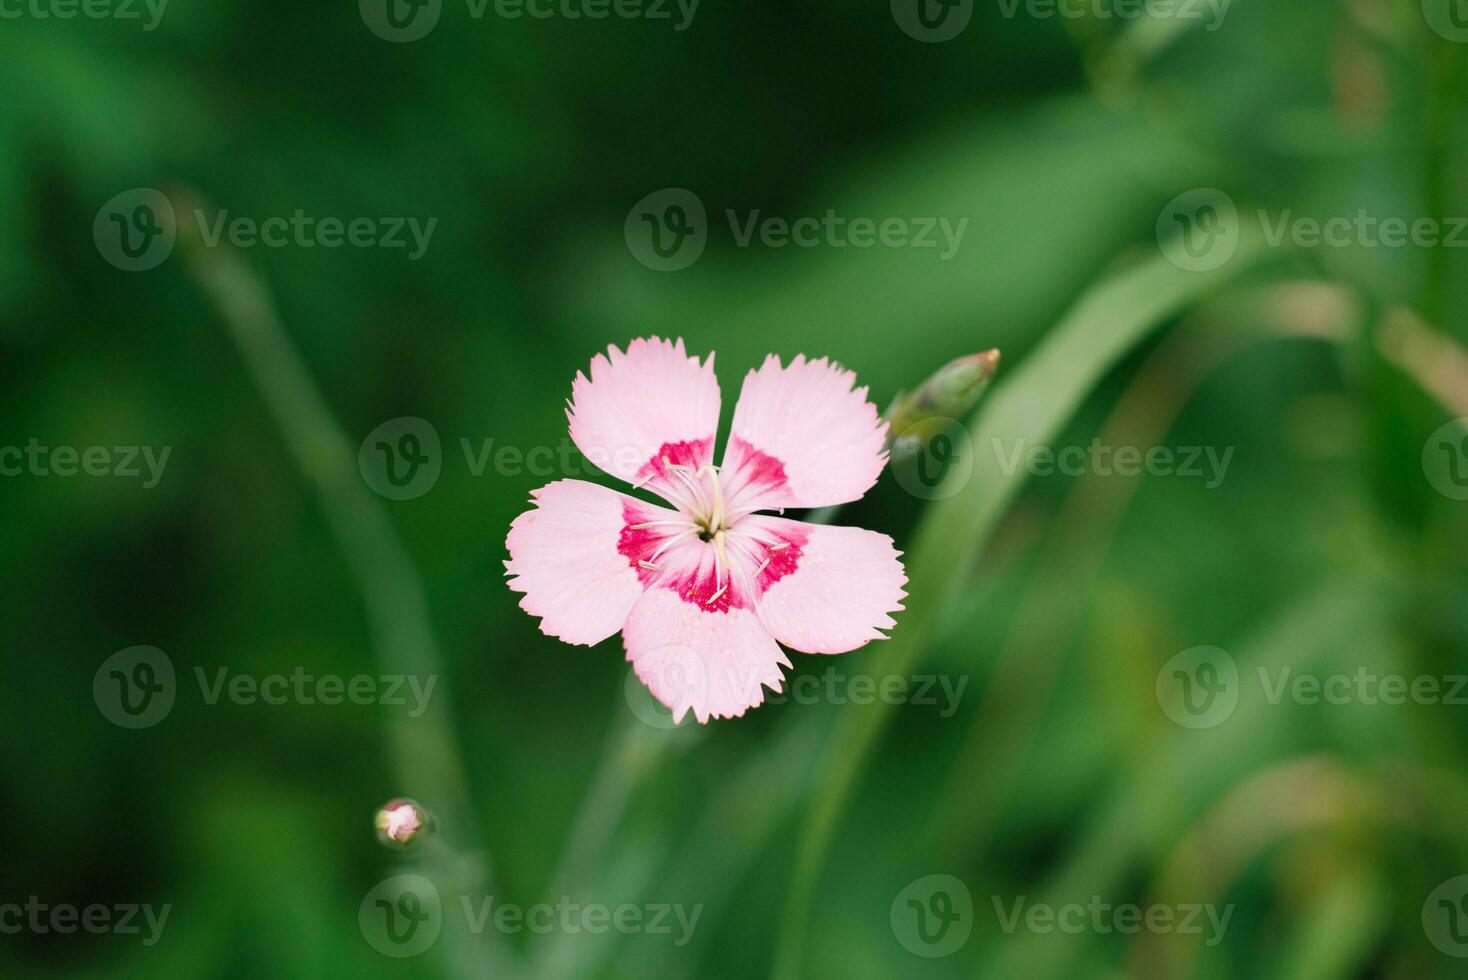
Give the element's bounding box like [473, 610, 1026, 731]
[981, 578, 1395, 978]
[175, 193, 518, 980]
[773, 232, 1268, 980]
[1259, 861, 1385, 980]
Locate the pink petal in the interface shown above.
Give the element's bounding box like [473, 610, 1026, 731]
[723, 354, 888, 510]
[623, 587, 791, 724]
[506, 480, 675, 646]
[742, 516, 907, 654]
[567, 338, 721, 502]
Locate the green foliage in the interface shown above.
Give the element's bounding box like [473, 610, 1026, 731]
[1, 1, 1466, 978]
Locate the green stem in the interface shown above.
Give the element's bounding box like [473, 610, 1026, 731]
[1423, 33, 1464, 335]
[178, 213, 517, 980]
[537, 500, 856, 975]
[772, 237, 1268, 980]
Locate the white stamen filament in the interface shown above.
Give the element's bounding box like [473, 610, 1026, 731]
[711, 530, 729, 591]
[649, 529, 696, 564]
[721, 534, 762, 608]
[664, 458, 710, 514]
[697, 464, 726, 533]
[722, 504, 763, 523]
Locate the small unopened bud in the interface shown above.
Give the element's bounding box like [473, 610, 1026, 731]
[885, 350, 1001, 458]
[375, 798, 434, 849]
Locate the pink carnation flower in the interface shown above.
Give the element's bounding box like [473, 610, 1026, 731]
[505, 338, 908, 723]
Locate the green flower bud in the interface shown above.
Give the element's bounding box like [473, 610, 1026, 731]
[885, 350, 1001, 459]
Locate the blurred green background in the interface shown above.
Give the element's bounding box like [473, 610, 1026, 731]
[3, 0, 1468, 977]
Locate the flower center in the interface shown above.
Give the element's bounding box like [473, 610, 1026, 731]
[653, 457, 732, 538]
[626, 455, 788, 608]
[692, 464, 728, 539]
[624, 454, 807, 611]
